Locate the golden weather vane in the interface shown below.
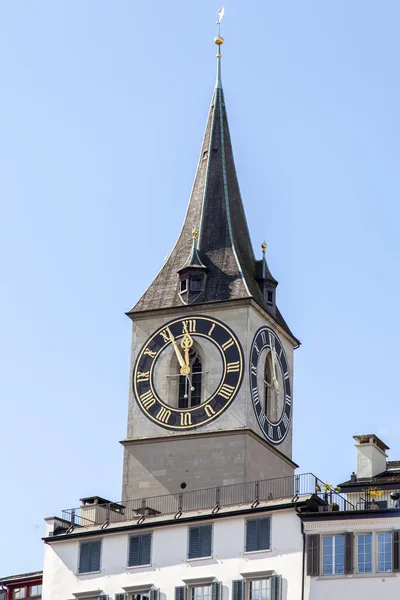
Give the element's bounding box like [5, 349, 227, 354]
[215, 7, 225, 58]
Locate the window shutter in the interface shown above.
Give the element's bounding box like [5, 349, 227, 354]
[259, 517, 271, 550]
[246, 519, 258, 552]
[393, 531, 400, 572]
[189, 526, 200, 558]
[211, 581, 221, 600]
[175, 586, 187, 600]
[149, 590, 159, 600]
[128, 535, 140, 566]
[200, 524, 212, 557]
[232, 580, 244, 600]
[140, 533, 152, 565]
[79, 541, 90, 573]
[344, 532, 353, 574]
[306, 534, 320, 576]
[90, 540, 101, 572]
[270, 575, 282, 600]
[115, 595, 126, 600]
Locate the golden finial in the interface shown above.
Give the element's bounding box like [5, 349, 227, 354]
[192, 228, 199, 240]
[261, 241, 267, 254]
[215, 7, 225, 57]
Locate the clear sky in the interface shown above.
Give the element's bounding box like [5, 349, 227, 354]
[1, 0, 399, 576]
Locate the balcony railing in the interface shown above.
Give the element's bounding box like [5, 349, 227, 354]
[55, 473, 353, 533]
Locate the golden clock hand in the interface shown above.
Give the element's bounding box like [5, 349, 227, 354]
[167, 331, 189, 374]
[268, 332, 279, 391]
[180, 333, 194, 369]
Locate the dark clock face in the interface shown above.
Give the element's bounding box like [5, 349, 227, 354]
[133, 315, 244, 430]
[250, 326, 291, 444]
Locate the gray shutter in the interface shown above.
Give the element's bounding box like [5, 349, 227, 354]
[246, 519, 258, 552]
[189, 526, 200, 558]
[259, 517, 271, 550]
[200, 524, 212, 557]
[270, 575, 281, 600]
[232, 580, 244, 600]
[115, 595, 126, 600]
[344, 532, 353, 574]
[79, 541, 90, 573]
[211, 581, 221, 600]
[393, 531, 400, 572]
[306, 534, 320, 576]
[149, 590, 159, 600]
[140, 533, 152, 565]
[90, 540, 101, 572]
[128, 535, 140, 566]
[175, 586, 187, 600]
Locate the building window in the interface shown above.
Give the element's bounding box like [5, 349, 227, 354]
[78, 539, 102, 573]
[377, 532, 393, 572]
[178, 350, 202, 408]
[248, 579, 271, 600]
[29, 586, 42, 597]
[357, 533, 372, 573]
[189, 276, 203, 292]
[191, 586, 211, 600]
[188, 524, 212, 559]
[266, 290, 273, 305]
[128, 533, 152, 567]
[132, 595, 150, 600]
[12, 590, 26, 600]
[245, 517, 271, 552]
[180, 279, 188, 293]
[322, 535, 345, 575]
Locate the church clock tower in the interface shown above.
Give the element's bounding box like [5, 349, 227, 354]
[121, 33, 300, 502]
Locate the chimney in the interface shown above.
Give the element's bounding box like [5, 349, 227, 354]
[354, 434, 389, 479]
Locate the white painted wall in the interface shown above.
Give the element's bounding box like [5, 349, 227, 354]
[42, 508, 303, 600]
[355, 442, 387, 479]
[303, 515, 400, 600]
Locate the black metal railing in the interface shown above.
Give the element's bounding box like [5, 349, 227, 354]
[60, 472, 323, 530]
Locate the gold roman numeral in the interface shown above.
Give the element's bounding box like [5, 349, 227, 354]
[180, 412, 192, 426]
[227, 361, 240, 373]
[208, 323, 216, 337]
[182, 320, 196, 334]
[218, 383, 235, 400]
[156, 406, 171, 423]
[160, 327, 173, 343]
[221, 338, 234, 352]
[136, 371, 150, 382]
[144, 348, 157, 358]
[139, 390, 156, 409]
[204, 404, 216, 417]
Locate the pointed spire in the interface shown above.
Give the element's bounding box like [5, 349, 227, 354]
[128, 20, 297, 344]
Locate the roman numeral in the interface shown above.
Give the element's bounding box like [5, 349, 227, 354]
[180, 412, 192, 426]
[268, 423, 273, 439]
[208, 323, 216, 337]
[160, 327, 173, 343]
[285, 394, 291, 406]
[218, 383, 235, 400]
[156, 406, 171, 423]
[144, 348, 157, 359]
[260, 412, 266, 428]
[254, 343, 260, 355]
[284, 371, 289, 381]
[136, 371, 150, 382]
[140, 390, 156, 409]
[182, 320, 196, 334]
[278, 348, 283, 360]
[222, 338, 234, 352]
[227, 361, 240, 373]
[282, 413, 289, 428]
[251, 364, 257, 377]
[204, 404, 215, 417]
[261, 331, 266, 345]
[252, 387, 260, 405]
[277, 426, 283, 439]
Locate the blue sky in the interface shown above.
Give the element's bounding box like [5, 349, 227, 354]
[1, 0, 400, 576]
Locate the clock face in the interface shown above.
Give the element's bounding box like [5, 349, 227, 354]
[249, 326, 291, 444]
[133, 315, 244, 430]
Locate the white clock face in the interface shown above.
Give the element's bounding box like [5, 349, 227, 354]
[249, 326, 291, 444]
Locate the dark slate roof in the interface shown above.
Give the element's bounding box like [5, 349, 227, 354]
[0, 571, 42, 584]
[339, 470, 400, 489]
[128, 58, 297, 342]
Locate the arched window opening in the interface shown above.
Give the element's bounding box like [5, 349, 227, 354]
[178, 349, 202, 408]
